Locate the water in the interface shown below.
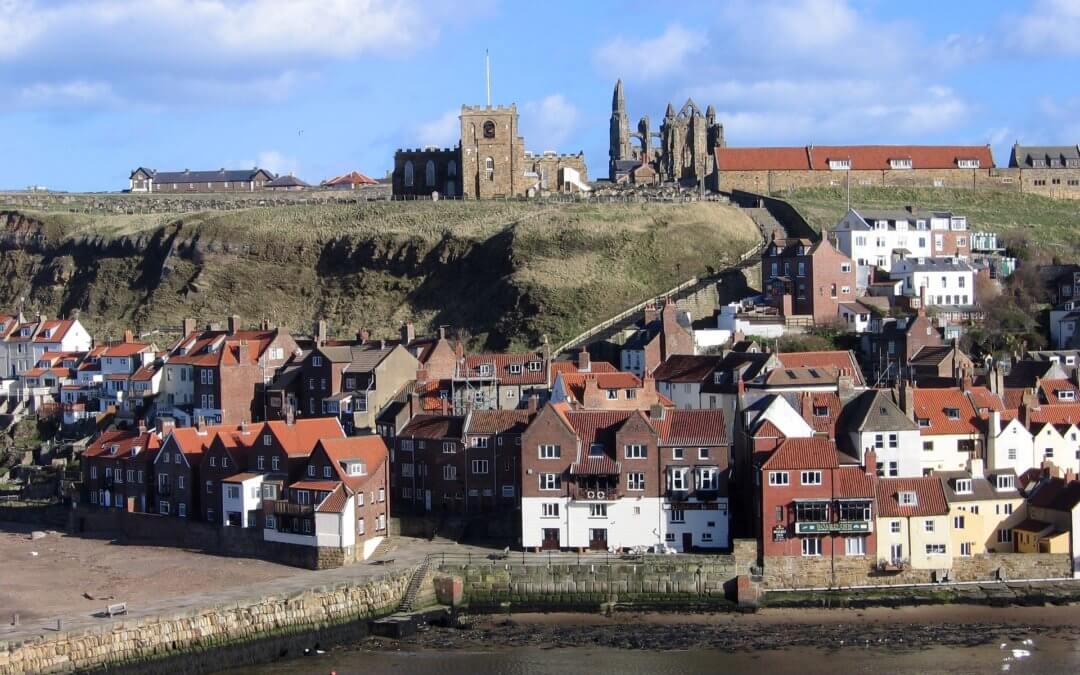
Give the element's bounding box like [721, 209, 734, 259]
[225, 638, 1080, 674]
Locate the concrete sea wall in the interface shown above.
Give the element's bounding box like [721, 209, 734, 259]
[0, 571, 412, 675]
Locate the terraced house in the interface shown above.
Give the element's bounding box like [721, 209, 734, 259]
[520, 403, 730, 552]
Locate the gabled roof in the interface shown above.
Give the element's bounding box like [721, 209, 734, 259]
[716, 145, 994, 171]
[557, 370, 642, 403]
[265, 175, 310, 188]
[460, 351, 548, 386]
[1009, 144, 1080, 168]
[101, 341, 152, 358]
[323, 171, 377, 187]
[776, 351, 865, 387]
[834, 467, 876, 498]
[1027, 477, 1080, 511]
[139, 168, 275, 184]
[317, 436, 388, 490]
[316, 484, 351, 513]
[876, 476, 949, 517]
[167, 424, 257, 462]
[937, 470, 1019, 502]
[85, 429, 161, 460]
[847, 389, 920, 433]
[32, 319, 75, 343]
[316, 341, 397, 373]
[168, 329, 279, 366]
[265, 418, 345, 457]
[1039, 379, 1079, 404]
[1027, 403, 1080, 426]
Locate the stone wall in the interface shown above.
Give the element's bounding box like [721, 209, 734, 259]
[0, 571, 411, 674]
[442, 556, 736, 609]
[762, 553, 1072, 589]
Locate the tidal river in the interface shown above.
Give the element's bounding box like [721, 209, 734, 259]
[223, 606, 1080, 674]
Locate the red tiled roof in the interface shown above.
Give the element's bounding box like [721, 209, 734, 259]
[33, 319, 75, 343]
[316, 484, 351, 513]
[1027, 403, 1080, 426]
[266, 418, 345, 457]
[323, 171, 377, 187]
[651, 355, 721, 383]
[464, 410, 535, 435]
[461, 352, 548, 386]
[400, 414, 464, 439]
[966, 386, 1005, 416]
[570, 454, 621, 475]
[169, 424, 258, 460]
[716, 145, 994, 171]
[804, 392, 841, 434]
[1039, 379, 1079, 404]
[101, 341, 152, 358]
[564, 410, 637, 475]
[776, 351, 865, 386]
[290, 480, 341, 491]
[913, 388, 980, 435]
[876, 477, 949, 517]
[85, 429, 161, 460]
[761, 437, 839, 470]
[753, 419, 786, 438]
[834, 467, 876, 498]
[168, 329, 276, 366]
[550, 360, 618, 377]
[1003, 388, 1027, 410]
[318, 435, 388, 491]
[558, 371, 642, 403]
[653, 409, 728, 447]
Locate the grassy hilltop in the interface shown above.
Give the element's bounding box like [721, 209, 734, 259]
[783, 187, 1080, 256]
[0, 200, 760, 350]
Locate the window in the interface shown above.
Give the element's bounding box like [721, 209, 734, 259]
[482, 120, 495, 138]
[271, 456, 280, 471]
[923, 440, 933, 451]
[539, 473, 561, 490]
[997, 529, 1012, 544]
[698, 467, 718, 491]
[606, 389, 618, 400]
[802, 537, 823, 556]
[307, 465, 315, 477]
[795, 502, 829, 522]
[471, 459, 489, 474]
[845, 537, 866, 556]
[874, 434, 884, 449]
[589, 504, 607, 518]
[159, 501, 170, 515]
[828, 159, 851, 170]
[768, 471, 789, 486]
[442, 442, 456, 454]
[924, 519, 936, 533]
[205, 480, 213, 494]
[899, 491, 917, 506]
[954, 479, 972, 494]
[957, 159, 979, 169]
[841, 262, 851, 273]
[627, 472, 645, 490]
[178, 503, 187, 518]
[425, 160, 435, 187]
[538, 444, 560, 459]
[670, 509, 685, 523]
[925, 544, 946, 556]
[177, 476, 185, 489]
[672, 447, 684, 460]
[1004, 503, 1013, 515]
[888, 433, 898, 449]
[995, 474, 1015, 491]
[890, 520, 901, 534]
[322, 466, 333, 479]
[944, 407, 960, 420]
[403, 161, 414, 187]
[625, 388, 636, 400]
[800, 471, 822, 486]
[669, 467, 688, 491]
[541, 503, 559, 518]
[697, 447, 710, 460]
[443, 465, 457, 481]
[484, 156, 494, 181]
[625, 444, 647, 459]
[953, 515, 965, 529]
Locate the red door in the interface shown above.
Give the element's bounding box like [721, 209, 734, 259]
[542, 528, 560, 551]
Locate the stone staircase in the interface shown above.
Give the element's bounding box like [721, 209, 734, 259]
[742, 207, 785, 241]
[398, 556, 434, 612]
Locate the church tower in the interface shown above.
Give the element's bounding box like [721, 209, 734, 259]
[609, 80, 632, 181]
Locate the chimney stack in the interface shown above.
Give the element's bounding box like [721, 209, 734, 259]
[968, 456, 985, 478]
[400, 321, 415, 345]
[527, 394, 539, 413]
[863, 448, 877, 476]
[156, 416, 175, 437]
[182, 318, 197, 336]
[1066, 468, 1077, 484]
[315, 320, 328, 347]
[578, 347, 591, 372]
[228, 315, 240, 335]
[438, 325, 447, 340]
[800, 391, 812, 420]
[286, 403, 295, 425]
[357, 328, 370, 344]
[123, 329, 134, 344]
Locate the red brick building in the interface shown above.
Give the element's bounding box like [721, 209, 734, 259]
[761, 237, 856, 324]
[83, 425, 162, 513]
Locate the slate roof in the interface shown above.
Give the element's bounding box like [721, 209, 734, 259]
[137, 168, 274, 184]
[1027, 477, 1080, 511]
[265, 175, 310, 188]
[891, 257, 974, 273]
[847, 389, 920, 432]
[400, 414, 464, 440]
[1008, 144, 1080, 168]
[937, 470, 1019, 502]
[651, 355, 723, 383]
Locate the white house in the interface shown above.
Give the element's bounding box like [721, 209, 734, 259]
[986, 411, 1037, 476]
[221, 472, 267, 527]
[847, 390, 922, 477]
[1029, 422, 1080, 477]
[0, 317, 92, 379]
[890, 256, 976, 308]
[1049, 304, 1080, 350]
[912, 388, 981, 473]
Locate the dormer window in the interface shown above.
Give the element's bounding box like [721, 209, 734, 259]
[528, 361, 542, 372]
[917, 417, 930, 428]
[956, 158, 980, 169]
[890, 158, 913, 170]
[108, 444, 119, 455]
[954, 479, 972, 494]
[995, 474, 1015, 491]
[312, 356, 323, 367]
[828, 159, 851, 170]
[509, 364, 522, 375]
[478, 364, 492, 377]
[713, 372, 723, 385]
[899, 491, 917, 506]
[589, 443, 604, 457]
[1059, 391, 1075, 402]
[944, 407, 960, 420]
[813, 405, 828, 417]
[346, 462, 366, 476]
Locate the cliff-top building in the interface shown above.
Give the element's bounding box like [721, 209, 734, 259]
[608, 79, 725, 186]
[393, 104, 588, 200]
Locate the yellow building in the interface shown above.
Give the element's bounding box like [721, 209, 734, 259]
[937, 466, 1024, 556]
[1014, 520, 1069, 553]
[875, 477, 952, 571]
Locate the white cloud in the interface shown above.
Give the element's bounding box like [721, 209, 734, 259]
[522, 94, 581, 150]
[594, 24, 707, 80]
[416, 109, 460, 149]
[256, 150, 299, 176]
[1009, 0, 1080, 55]
[15, 80, 120, 108]
[0, 0, 453, 107]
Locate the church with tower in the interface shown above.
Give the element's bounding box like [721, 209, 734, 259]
[609, 79, 725, 187]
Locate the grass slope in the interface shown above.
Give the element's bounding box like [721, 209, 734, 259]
[0, 201, 760, 350]
[783, 187, 1080, 256]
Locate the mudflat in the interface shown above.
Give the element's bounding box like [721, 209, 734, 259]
[0, 522, 300, 622]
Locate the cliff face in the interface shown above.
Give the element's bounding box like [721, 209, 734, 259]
[0, 202, 759, 349]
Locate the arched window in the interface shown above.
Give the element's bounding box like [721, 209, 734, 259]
[425, 160, 435, 187]
[403, 161, 414, 187]
[447, 160, 457, 177]
[484, 157, 494, 181]
[483, 121, 495, 139]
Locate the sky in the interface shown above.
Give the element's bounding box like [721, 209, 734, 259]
[1, 0, 1079, 191]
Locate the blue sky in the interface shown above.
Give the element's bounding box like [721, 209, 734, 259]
[1, 0, 1079, 191]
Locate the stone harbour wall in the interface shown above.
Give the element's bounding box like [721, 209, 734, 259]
[0, 571, 412, 675]
[762, 553, 1072, 589]
[443, 557, 737, 609]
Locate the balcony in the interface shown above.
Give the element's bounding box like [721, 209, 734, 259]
[570, 486, 621, 501]
[270, 500, 314, 516]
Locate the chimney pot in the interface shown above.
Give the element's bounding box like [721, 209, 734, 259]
[228, 315, 240, 335]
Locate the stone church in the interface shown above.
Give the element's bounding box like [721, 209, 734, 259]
[609, 79, 725, 186]
[393, 105, 588, 200]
